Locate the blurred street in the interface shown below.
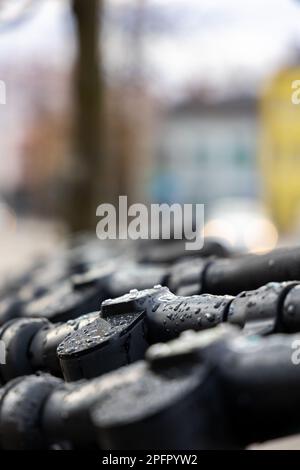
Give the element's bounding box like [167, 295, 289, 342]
[0, 219, 62, 280]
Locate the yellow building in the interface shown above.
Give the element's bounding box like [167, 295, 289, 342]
[260, 66, 300, 232]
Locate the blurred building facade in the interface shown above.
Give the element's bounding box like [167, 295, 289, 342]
[151, 95, 259, 206]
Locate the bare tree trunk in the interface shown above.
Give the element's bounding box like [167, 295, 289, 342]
[68, 0, 106, 233]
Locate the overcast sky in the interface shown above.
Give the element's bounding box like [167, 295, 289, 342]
[1, 0, 300, 97]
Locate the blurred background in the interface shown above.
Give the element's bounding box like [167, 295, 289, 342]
[1, 0, 300, 275]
